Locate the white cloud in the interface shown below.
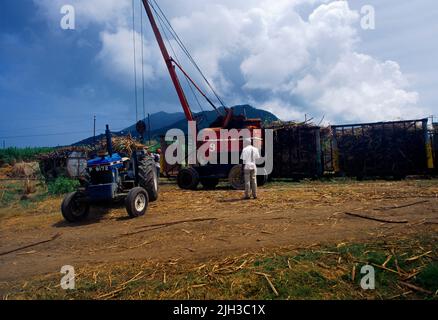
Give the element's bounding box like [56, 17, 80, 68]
[297, 53, 422, 122]
[34, 0, 427, 123]
[97, 28, 157, 85]
[235, 0, 423, 122]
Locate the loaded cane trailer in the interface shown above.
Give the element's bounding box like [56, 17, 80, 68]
[266, 123, 323, 180]
[330, 118, 434, 179]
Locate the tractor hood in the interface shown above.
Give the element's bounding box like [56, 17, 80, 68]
[87, 153, 123, 168]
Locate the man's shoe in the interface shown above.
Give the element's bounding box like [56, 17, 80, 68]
[243, 196, 250, 200]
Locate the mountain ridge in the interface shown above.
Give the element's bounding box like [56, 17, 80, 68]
[74, 104, 278, 146]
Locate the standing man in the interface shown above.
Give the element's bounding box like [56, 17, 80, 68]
[241, 138, 261, 200]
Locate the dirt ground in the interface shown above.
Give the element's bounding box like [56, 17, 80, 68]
[0, 179, 437, 285]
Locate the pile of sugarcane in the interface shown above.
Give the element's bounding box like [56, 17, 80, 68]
[266, 122, 322, 178]
[37, 146, 90, 162]
[94, 135, 147, 156]
[267, 120, 315, 131]
[334, 120, 428, 177]
[37, 136, 145, 163]
[38, 146, 90, 180]
[37, 135, 146, 180]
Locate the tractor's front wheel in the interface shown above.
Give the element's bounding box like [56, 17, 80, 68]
[125, 187, 149, 218]
[61, 191, 90, 223]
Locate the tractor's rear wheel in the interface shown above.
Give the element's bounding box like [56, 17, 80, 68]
[61, 191, 89, 223]
[125, 187, 149, 218]
[138, 157, 159, 202]
[200, 178, 219, 190]
[177, 167, 199, 190]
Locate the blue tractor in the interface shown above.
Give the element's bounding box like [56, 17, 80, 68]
[61, 125, 159, 222]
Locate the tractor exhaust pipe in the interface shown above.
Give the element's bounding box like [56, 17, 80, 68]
[105, 124, 113, 156]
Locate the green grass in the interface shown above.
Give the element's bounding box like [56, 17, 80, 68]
[0, 183, 23, 208]
[0, 147, 53, 165]
[416, 263, 438, 293]
[0, 189, 17, 207]
[47, 177, 80, 195]
[0, 177, 77, 213]
[0, 181, 50, 211]
[2, 235, 436, 300]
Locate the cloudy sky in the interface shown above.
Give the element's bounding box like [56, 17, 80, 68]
[0, 0, 437, 147]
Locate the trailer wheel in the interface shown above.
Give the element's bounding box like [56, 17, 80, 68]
[61, 191, 89, 223]
[138, 157, 159, 202]
[229, 165, 244, 190]
[177, 167, 199, 190]
[257, 168, 268, 186]
[125, 187, 149, 218]
[200, 178, 219, 190]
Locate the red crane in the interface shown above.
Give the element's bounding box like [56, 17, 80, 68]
[140, 0, 266, 190]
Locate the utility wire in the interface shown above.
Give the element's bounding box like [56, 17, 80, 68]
[0, 120, 93, 133]
[0, 131, 94, 139]
[132, 0, 139, 123]
[150, 0, 221, 103]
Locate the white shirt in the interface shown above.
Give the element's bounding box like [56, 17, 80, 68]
[240, 145, 261, 170]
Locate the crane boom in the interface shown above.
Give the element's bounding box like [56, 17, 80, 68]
[141, 0, 194, 122]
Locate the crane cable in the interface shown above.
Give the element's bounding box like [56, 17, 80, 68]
[150, 0, 226, 109]
[151, 4, 206, 117]
[140, 4, 147, 122]
[148, 0, 227, 112]
[133, 0, 206, 122]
